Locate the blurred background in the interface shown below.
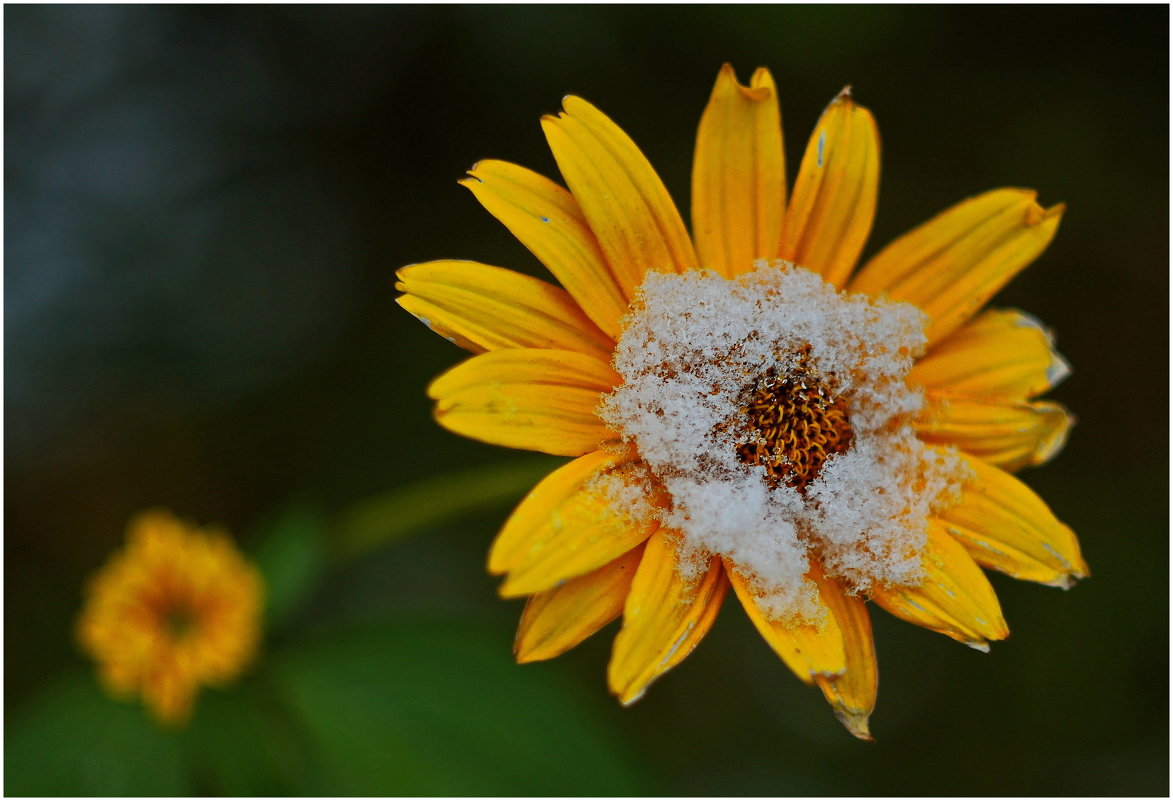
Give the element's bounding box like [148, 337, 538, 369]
[5, 4, 1168, 796]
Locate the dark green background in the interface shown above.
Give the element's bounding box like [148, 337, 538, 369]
[6, 4, 1168, 796]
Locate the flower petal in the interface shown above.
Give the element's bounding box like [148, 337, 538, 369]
[460, 160, 629, 339]
[427, 349, 618, 456]
[869, 520, 1009, 650]
[908, 308, 1071, 400]
[492, 448, 659, 596]
[937, 454, 1088, 588]
[811, 566, 878, 742]
[692, 64, 786, 278]
[144, 670, 196, 726]
[396, 260, 614, 358]
[608, 530, 727, 705]
[917, 395, 1074, 471]
[726, 564, 846, 684]
[849, 188, 1064, 345]
[514, 544, 644, 663]
[542, 96, 698, 296]
[779, 88, 880, 289]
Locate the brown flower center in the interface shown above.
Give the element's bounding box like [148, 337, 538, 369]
[735, 350, 854, 494]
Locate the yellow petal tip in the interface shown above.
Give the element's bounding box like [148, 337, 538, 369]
[458, 162, 493, 189]
[497, 576, 534, 599]
[394, 262, 420, 281]
[513, 642, 543, 664]
[1044, 201, 1067, 220]
[813, 667, 848, 681]
[750, 66, 774, 88]
[607, 664, 649, 707]
[964, 620, 1009, 650]
[714, 62, 771, 101]
[833, 708, 873, 742]
[617, 687, 646, 707]
[1049, 563, 1089, 590]
[1024, 199, 1066, 226]
[559, 95, 590, 116]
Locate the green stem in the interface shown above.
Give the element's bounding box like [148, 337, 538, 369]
[329, 456, 565, 564]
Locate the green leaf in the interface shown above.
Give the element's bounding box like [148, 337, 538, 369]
[251, 500, 329, 628]
[5, 671, 189, 796]
[331, 456, 564, 562]
[178, 680, 306, 795]
[268, 619, 646, 796]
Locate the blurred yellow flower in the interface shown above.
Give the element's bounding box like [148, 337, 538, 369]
[76, 509, 263, 726]
[397, 64, 1087, 738]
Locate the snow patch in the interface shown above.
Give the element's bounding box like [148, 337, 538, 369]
[598, 261, 969, 621]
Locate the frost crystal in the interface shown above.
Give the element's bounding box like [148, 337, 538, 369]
[598, 262, 970, 622]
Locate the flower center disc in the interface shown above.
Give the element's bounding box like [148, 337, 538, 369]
[736, 360, 854, 494]
[164, 606, 198, 640]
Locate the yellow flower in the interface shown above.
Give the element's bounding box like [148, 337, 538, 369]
[76, 509, 263, 726]
[397, 64, 1087, 739]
